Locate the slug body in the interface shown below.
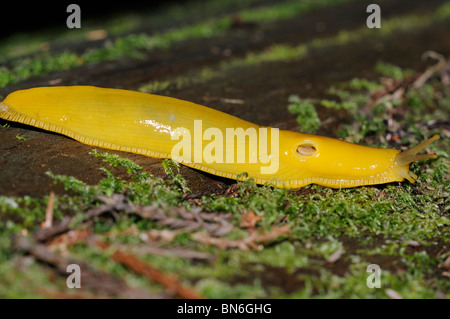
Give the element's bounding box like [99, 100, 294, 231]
[0, 86, 439, 188]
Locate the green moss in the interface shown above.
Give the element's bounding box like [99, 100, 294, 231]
[15, 134, 27, 141]
[3, 1, 450, 91]
[0, 195, 55, 229]
[346, 78, 384, 91]
[288, 95, 321, 133]
[0, 257, 67, 298]
[89, 149, 149, 180]
[0, 52, 80, 88]
[196, 278, 266, 299]
[139, 80, 171, 94]
[138, 2, 450, 94]
[321, 87, 368, 117]
[1, 132, 448, 297]
[243, 242, 310, 271]
[1, 1, 449, 299]
[375, 61, 411, 81]
[46, 172, 93, 198]
[1, 0, 356, 89]
[0, 0, 262, 62]
[240, 0, 351, 23]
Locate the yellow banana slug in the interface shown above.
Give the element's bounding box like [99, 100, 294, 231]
[0, 86, 440, 188]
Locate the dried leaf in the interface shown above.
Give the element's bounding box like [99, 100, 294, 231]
[240, 210, 261, 229]
[326, 246, 344, 264]
[193, 224, 290, 251]
[385, 288, 403, 299]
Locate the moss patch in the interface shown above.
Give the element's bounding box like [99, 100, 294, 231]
[1, 63, 448, 297]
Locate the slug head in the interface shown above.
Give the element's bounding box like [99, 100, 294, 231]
[393, 134, 440, 183]
[278, 131, 439, 188]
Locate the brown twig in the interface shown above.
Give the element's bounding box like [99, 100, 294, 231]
[224, 184, 239, 197]
[96, 241, 203, 299]
[193, 224, 290, 251]
[42, 191, 55, 229]
[412, 51, 447, 88]
[35, 194, 234, 242]
[14, 236, 163, 298]
[365, 51, 447, 112]
[35, 216, 73, 242]
[362, 79, 411, 115]
[133, 202, 234, 237]
[34, 202, 118, 242]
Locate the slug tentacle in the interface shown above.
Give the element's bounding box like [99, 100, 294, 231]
[395, 134, 440, 167]
[394, 134, 440, 183]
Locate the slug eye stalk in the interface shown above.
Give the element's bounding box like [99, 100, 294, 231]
[396, 134, 440, 183]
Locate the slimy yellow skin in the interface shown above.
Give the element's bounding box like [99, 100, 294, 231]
[0, 86, 439, 189]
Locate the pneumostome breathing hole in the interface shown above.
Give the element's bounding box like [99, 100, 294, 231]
[297, 144, 316, 156]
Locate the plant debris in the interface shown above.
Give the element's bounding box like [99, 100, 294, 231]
[35, 193, 234, 242]
[95, 241, 203, 299]
[14, 236, 163, 298]
[326, 246, 344, 264]
[240, 210, 262, 229]
[192, 224, 290, 251]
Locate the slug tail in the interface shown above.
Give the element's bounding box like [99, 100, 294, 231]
[395, 134, 440, 167]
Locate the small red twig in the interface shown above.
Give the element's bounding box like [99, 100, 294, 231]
[96, 241, 203, 299]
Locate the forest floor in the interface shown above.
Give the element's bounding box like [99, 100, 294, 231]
[0, 0, 449, 298]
